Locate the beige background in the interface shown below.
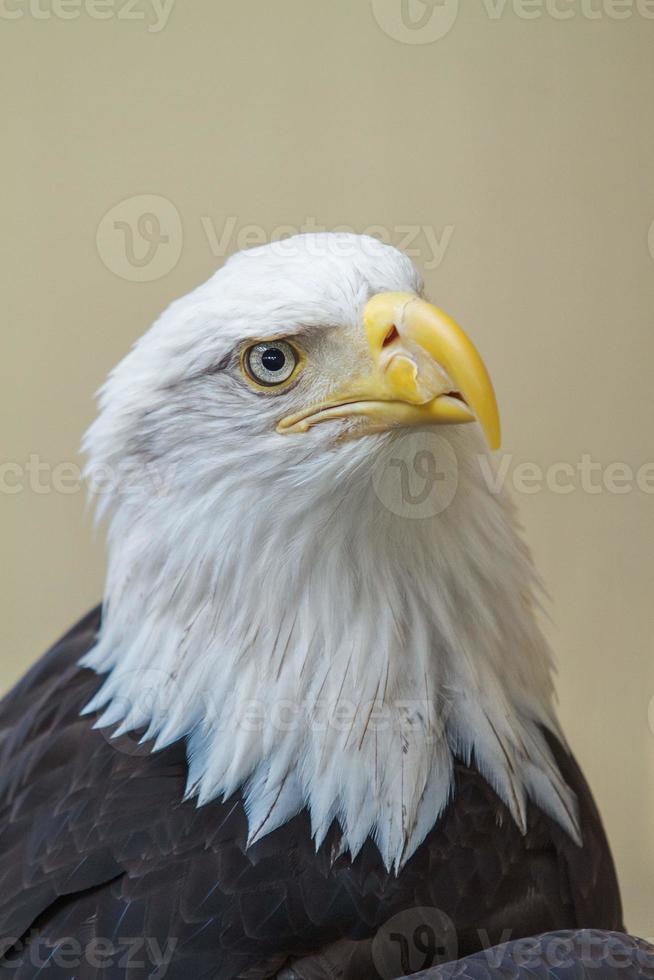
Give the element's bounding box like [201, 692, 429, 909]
[2, 0, 653, 938]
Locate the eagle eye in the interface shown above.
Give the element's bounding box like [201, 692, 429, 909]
[244, 340, 299, 388]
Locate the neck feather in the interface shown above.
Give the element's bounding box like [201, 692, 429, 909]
[82, 427, 580, 871]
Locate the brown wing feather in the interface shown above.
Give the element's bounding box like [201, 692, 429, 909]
[0, 609, 622, 979]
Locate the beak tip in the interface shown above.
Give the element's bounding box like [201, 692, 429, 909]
[483, 417, 501, 451]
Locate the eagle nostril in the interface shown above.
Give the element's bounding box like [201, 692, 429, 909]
[382, 325, 399, 348]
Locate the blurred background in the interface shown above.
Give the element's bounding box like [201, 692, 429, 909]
[2, 0, 653, 937]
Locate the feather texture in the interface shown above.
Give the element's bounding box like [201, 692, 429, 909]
[0, 611, 623, 979]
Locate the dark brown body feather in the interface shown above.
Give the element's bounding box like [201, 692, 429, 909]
[0, 609, 622, 979]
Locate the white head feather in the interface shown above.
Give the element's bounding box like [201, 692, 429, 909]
[81, 233, 579, 871]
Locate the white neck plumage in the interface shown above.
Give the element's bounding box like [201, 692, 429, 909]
[82, 425, 579, 872]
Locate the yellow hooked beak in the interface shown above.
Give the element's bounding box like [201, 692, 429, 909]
[277, 292, 501, 450]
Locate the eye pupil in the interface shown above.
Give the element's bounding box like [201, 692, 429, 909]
[261, 347, 286, 372]
[245, 340, 298, 386]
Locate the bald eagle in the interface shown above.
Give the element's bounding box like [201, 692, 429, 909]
[0, 234, 622, 978]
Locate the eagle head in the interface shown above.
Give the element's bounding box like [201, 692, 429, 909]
[82, 233, 578, 871]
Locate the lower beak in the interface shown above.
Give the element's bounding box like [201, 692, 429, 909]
[277, 292, 501, 450]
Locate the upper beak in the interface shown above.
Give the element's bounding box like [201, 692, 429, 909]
[277, 291, 501, 450]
